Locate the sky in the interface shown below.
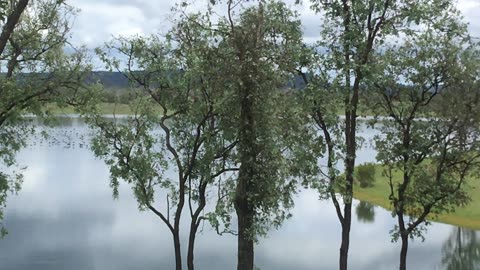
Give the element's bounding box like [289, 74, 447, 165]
[66, 0, 480, 59]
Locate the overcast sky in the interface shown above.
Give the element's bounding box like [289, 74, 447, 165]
[66, 0, 480, 53]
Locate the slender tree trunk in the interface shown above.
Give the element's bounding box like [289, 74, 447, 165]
[339, 204, 352, 270]
[173, 231, 183, 270]
[399, 233, 409, 270]
[340, 100, 356, 270]
[187, 221, 197, 270]
[397, 211, 408, 270]
[0, 0, 29, 55]
[187, 181, 207, 270]
[337, 111, 355, 270]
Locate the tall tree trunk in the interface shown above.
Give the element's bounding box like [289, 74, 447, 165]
[340, 96, 356, 270]
[339, 204, 352, 270]
[399, 233, 409, 270]
[397, 211, 408, 270]
[187, 181, 207, 270]
[235, 131, 255, 270]
[173, 231, 183, 270]
[235, 73, 256, 270]
[340, 0, 355, 265]
[233, 3, 265, 267]
[187, 221, 197, 270]
[235, 134, 256, 270]
[235, 196, 254, 270]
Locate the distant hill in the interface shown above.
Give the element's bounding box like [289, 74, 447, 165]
[88, 71, 309, 91]
[87, 71, 130, 89]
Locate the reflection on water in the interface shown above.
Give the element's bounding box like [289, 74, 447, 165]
[356, 201, 375, 223]
[442, 227, 480, 270]
[0, 117, 478, 269]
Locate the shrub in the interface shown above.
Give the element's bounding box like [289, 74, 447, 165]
[356, 163, 376, 188]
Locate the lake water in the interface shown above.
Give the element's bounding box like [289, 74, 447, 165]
[0, 117, 478, 270]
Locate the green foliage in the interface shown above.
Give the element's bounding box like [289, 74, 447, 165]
[0, 0, 90, 236]
[368, 5, 480, 244]
[84, 11, 244, 266]
[355, 163, 376, 188]
[300, 2, 480, 268]
[85, 2, 322, 253]
[198, 0, 321, 239]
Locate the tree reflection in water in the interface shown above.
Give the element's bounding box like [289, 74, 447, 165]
[355, 201, 375, 223]
[442, 227, 480, 270]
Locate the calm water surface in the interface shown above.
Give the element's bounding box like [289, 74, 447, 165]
[0, 117, 478, 270]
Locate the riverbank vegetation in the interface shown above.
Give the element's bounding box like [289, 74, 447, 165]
[354, 167, 480, 230]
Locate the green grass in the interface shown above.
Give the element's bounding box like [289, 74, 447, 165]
[46, 100, 377, 118]
[353, 167, 480, 230]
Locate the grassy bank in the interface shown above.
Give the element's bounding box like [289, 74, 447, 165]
[353, 168, 480, 230]
[46, 101, 378, 117]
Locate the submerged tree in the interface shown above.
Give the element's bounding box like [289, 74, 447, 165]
[369, 15, 480, 270]
[0, 0, 89, 235]
[299, 1, 476, 269]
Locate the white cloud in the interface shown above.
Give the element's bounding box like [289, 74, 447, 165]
[458, 0, 480, 11]
[458, 0, 480, 38]
[65, 0, 480, 51]
[67, 0, 172, 47]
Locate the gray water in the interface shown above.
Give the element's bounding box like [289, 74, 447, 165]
[0, 117, 478, 270]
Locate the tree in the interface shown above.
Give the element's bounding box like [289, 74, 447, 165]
[355, 163, 376, 188]
[167, 1, 318, 269]
[89, 2, 317, 269]
[0, 0, 89, 235]
[209, 2, 318, 269]
[299, 1, 473, 269]
[369, 17, 480, 270]
[88, 29, 241, 270]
